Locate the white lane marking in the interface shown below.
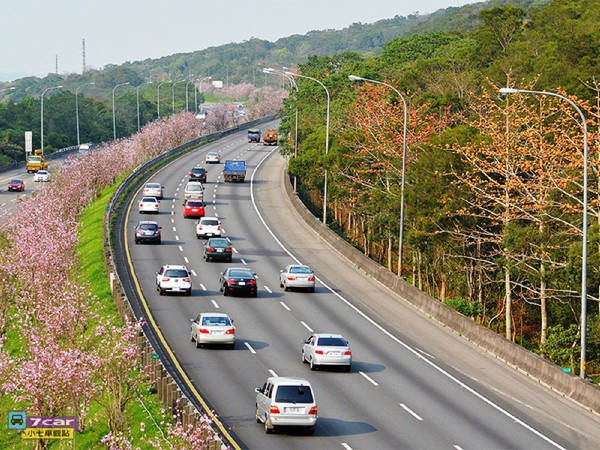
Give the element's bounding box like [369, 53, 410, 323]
[178, 245, 183, 251]
[191, 270, 197, 277]
[200, 284, 207, 291]
[175, 236, 180, 241]
[171, 218, 175, 223]
[211, 299, 220, 309]
[1, 203, 5, 207]
[184, 257, 189, 263]
[249, 148, 566, 450]
[232, 247, 238, 254]
[172, 198, 176, 202]
[172, 227, 176, 231]
[240, 259, 247, 265]
[222, 228, 226, 234]
[213, 200, 216, 204]
[268, 369, 278, 377]
[400, 403, 422, 420]
[416, 348, 435, 359]
[359, 372, 379, 386]
[171, 204, 175, 209]
[453, 446, 464, 450]
[215, 213, 219, 217]
[264, 286, 272, 293]
[280, 302, 290, 311]
[341, 444, 353, 450]
[300, 321, 313, 332]
[245, 342, 256, 354]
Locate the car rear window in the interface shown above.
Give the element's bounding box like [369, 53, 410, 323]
[142, 198, 157, 203]
[202, 316, 231, 326]
[202, 219, 219, 226]
[139, 224, 158, 230]
[187, 201, 204, 207]
[229, 270, 252, 278]
[146, 183, 160, 188]
[317, 337, 347, 347]
[275, 385, 314, 404]
[186, 184, 202, 191]
[192, 168, 205, 173]
[290, 266, 312, 274]
[209, 239, 229, 246]
[164, 269, 188, 277]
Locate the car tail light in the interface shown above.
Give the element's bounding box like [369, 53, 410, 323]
[287, 276, 296, 281]
[157, 229, 161, 234]
[225, 248, 232, 253]
[344, 350, 352, 355]
[139, 203, 143, 208]
[198, 226, 203, 230]
[308, 276, 315, 281]
[162, 277, 171, 282]
[315, 350, 324, 355]
[206, 247, 214, 252]
[226, 279, 236, 285]
[308, 406, 318, 415]
[248, 279, 257, 285]
[217, 225, 221, 230]
[225, 328, 235, 335]
[270, 405, 280, 414]
[182, 278, 190, 282]
[199, 328, 209, 334]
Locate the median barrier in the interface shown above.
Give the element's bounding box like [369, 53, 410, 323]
[281, 164, 600, 415]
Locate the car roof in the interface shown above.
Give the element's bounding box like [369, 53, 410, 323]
[288, 264, 311, 269]
[266, 376, 312, 386]
[138, 220, 159, 225]
[201, 216, 219, 221]
[200, 312, 230, 318]
[141, 196, 158, 201]
[145, 182, 161, 186]
[312, 333, 346, 340]
[162, 264, 188, 270]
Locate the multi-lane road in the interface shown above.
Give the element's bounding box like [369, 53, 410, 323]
[118, 125, 600, 449]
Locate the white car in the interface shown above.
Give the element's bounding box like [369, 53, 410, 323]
[139, 196, 159, 214]
[196, 217, 222, 239]
[205, 152, 221, 164]
[280, 265, 316, 292]
[184, 181, 204, 200]
[190, 312, 235, 348]
[156, 264, 192, 296]
[143, 182, 163, 199]
[302, 334, 352, 372]
[33, 170, 50, 182]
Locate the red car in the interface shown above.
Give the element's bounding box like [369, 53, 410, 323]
[8, 179, 25, 192]
[183, 199, 205, 218]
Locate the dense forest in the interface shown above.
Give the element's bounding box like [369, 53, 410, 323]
[277, 0, 600, 378]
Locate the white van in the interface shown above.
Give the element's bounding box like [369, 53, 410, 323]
[255, 377, 317, 435]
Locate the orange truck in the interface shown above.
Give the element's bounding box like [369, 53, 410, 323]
[26, 149, 49, 173]
[263, 129, 278, 146]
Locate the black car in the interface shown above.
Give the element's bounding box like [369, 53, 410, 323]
[134, 221, 162, 244]
[219, 267, 257, 297]
[189, 166, 207, 183]
[204, 238, 232, 262]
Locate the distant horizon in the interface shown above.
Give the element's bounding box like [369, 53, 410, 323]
[0, 0, 479, 82]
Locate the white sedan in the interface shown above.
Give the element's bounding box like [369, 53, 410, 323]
[139, 197, 159, 214]
[190, 312, 235, 348]
[280, 265, 316, 292]
[205, 152, 221, 164]
[143, 182, 163, 199]
[33, 170, 50, 182]
[302, 333, 352, 371]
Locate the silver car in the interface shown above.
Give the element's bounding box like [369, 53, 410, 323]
[255, 377, 317, 435]
[184, 181, 204, 200]
[302, 334, 352, 371]
[280, 265, 316, 292]
[143, 182, 163, 199]
[190, 312, 235, 349]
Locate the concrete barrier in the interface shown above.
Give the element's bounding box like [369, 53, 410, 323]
[282, 170, 600, 414]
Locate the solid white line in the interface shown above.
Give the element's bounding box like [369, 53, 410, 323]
[211, 300, 220, 309]
[240, 259, 247, 265]
[264, 286, 272, 293]
[341, 444, 353, 450]
[359, 372, 379, 386]
[400, 403, 423, 421]
[280, 302, 290, 311]
[184, 257, 189, 263]
[416, 348, 435, 359]
[268, 369, 278, 377]
[245, 342, 256, 354]
[191, 270, 197, 277]
[248, 148, 566, 450]
[178, 245, 183, 251]
[300, 321, 313, 332]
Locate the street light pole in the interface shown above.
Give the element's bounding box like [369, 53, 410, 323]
[196, 76, 211, 114]
[172, 78, 186, 114]
[157, 81, 170, 118]
[112, 82, 130, 140]
[40, 85, 62, 152]
[284, 70, 330, 224]
[349, 75, 409, 276]
[185, 76, 196, 112]
[76, 82, 95, 146]
[499, 87, 589, 378]
[136, 82, 146, 132]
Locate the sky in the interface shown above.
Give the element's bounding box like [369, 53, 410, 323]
[0, 0, 479, 82]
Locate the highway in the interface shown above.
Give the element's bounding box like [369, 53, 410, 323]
[0, 165, 53, 223]
[120, 125, 600, 449]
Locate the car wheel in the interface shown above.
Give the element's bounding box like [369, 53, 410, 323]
[309, 287, 315, 293]
[255, 406, 261, 423]
[157, 239, 161, 245]
[135, 239, 140, 244]
[187, 289, 192, 296]
[252, 291, 258, 298]
[306, 426, 315, 435]
[197, 234, 201, 239]
[279, 280, 284, 288]
[264, 417, 274, 434]
[302, 351, 308, 364]
[223, 288, 228, 297]
[228, 343, 235, 350]
[159, 287, 164, 296]
[227, 257, 232, 263]
[284, 284, 289, 292]
[195, 339, 201, 349]
[310, 358, 318, 371]
[190, 332, 195, 342]
[344, 364, 351, 373]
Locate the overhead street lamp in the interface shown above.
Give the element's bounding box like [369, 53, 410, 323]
[136, 82, 151, 132]
[196, 76, 211, 114]
[264, 68, 299, 192]
[157, 81, 170, 118]
[76, 82, 95, 146]
[185, 76, 196, 112]
[172, 78, 187, 114]
[283, 70, 330, 224]
[349, 75, 409, 276]
[499, 87, 589, 378]
[40, 85, 63, 152]
[112, 82, 130, 140]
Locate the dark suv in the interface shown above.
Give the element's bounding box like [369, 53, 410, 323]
[189, 166, 207, 183]
[135, 221, 162, 244]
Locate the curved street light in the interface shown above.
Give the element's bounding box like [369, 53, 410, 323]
[136, 82, 152, 132]
[349, 75, 409, 276]
[112, 82, 130, 140]
[41, 85, 63, 152]
[76, 82, 95, 146]
[196, 76, 212, 114]
[284, 70, 330, 224]
[185, 76, 196, 112]
[172, 78, 187, 113]
[499, 87, 589, 378]
[157, 81, 171, 118]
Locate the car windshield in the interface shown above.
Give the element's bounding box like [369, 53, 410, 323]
[229, 269, 252, 278]
[186, 184, 202, 191]
[202, 219, 219, 226]
[209, 239, 229, 247]
[186, 201, 203, 207]
[142, 198, 156, 203]
[317, 337, 347, 347]
[139, 224, 158, 230]
[10, 180, 21, 184]
[192, 168, 205, 173]
[164, 269, 188, 277]
[289, 266, 312, 274]
[275, 385, 314, 404]
[208, 152, 219, 156]
[202, 316, 231, 326]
